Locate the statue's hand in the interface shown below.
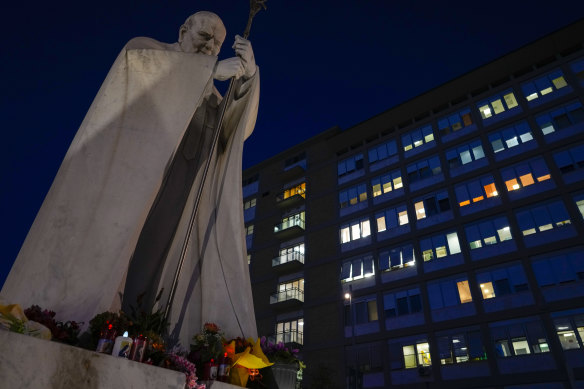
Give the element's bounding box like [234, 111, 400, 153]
[233, 35, 256, 79]
[214, 57, 245, 81]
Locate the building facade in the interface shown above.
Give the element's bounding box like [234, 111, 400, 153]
[243, 20, 584, 389]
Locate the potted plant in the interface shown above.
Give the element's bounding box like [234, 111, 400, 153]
[259, 337, 305, 389]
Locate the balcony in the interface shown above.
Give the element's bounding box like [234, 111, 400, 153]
[269, 330, 304, 347]
[273, 218, 305, 239]
[276, 191, 305, 208]
[272, 252, 304, 273]
[270, 288, 304, 310]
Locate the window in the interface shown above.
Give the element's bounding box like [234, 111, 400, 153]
[570, 58, 584, 83]
[273, 278, 304, 303]
[371, 170, 403, 197]
[576, 194, 584, 219]
[552, 311, 584, 350]
[368, 139, 397, 163]
[378, 243, 415, 271]
[464, 215, 513, 250]
[476, 263, 529, 300]
[535, 101, 584, 135]
[282, 182, 306, 199]
[427, 276, 473, 309]
[438, 107, 473, 136]
[345, 342, 384, 373]
[341, 255, 375, 282]
[490, 318, 550, 357]
[477, 89, 519, 120]
[346, 297, 379, 325]
[275, 211, 305, 232]
[455, 175, 499, 207]
[531, 249, 584, 287]
[340, 218, 371, 244]
[242, 174, 258, 187]
[284, 151, 306, 168]
[389, 336, 431, 370]
[403, 342, 431, 369]
[521, 69, 568, 101]
[446, 139, 485, 169]
[402, 125, 435, 152]
[437, 328, 486, 364]
[420, 231, 461, 262]
[384, 288, 422, 317]
[501, 157, 552, 192]
[276, 318, 303, 345]
[338, 154, 364, 177]
[245, 224, 254, 236]
[243, 197, 256, 210]
[376, 204, 409, 233]
[488, 121, 534, 153]
[339, 183, 367, 209]
[276, 243, 305, 265]
[553, 144, 584, 174]
[515, 200, 571, 236]
[414, 190, 451, 220]
[407, 156, 442, 183]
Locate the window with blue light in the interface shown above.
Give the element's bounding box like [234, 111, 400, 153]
[535, 101, 584, 135]
[338, 153, 364, 177]
[401, 124, 435, 152]
[515, 200, 571, 237]
[521, 69, 568, 102]
[553, 143, 584, 174]
[488, 121, 534, 153]
[490, 318, 550, 357]
[339, 183, 368, 209]
[476, 263, 529, 300]
[420, 231, 461, 262]
[438, 108, 473, 136]
[477, 89, 519, 120]
[437, 327, 486, 364]
[570, 57, 584, 84]
[464, 215, 513, 250]
[375, 204, 409, 232]
[446, 139, 485, 169]
[370, 169, 403, 197]
[341, 254, 375, 282]
[384, 288, 422, 317]
[406, 156, 442, 183]
[413, 189, 451, 220]
[368, 139, 397, 163]
[378, 243, 415, 272]
[531, 249, 584, 288]
[427, 276, 473, 309]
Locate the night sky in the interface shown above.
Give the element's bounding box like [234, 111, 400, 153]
[2, 1, 584, 287]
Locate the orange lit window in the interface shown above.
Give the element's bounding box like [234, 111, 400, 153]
[459, 200, 471, 207]
[472, 196, 484, 203]
[506, 179, 520, 191]
[484, 183, 498, 198]
[457, 280, 473, 303]
[537, 174, 551, 182]
[519, 174, 535, 187]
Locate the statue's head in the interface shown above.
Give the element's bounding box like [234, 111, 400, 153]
[178, 11, 226, 56]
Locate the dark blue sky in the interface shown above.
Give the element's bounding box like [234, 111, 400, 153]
[1, 1, 584, 287]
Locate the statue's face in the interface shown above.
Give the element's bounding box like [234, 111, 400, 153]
[179, 13, 226, 56]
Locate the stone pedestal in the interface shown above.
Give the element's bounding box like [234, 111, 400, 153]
[0, 330, 240, 389]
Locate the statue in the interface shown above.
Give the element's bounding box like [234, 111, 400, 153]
[1, 11, 259, 346]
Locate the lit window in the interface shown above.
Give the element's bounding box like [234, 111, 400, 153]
[480, 282, 495, 299]
[489, 121, 534, 154]
[456, 176, 498, 209]
[379, 243, 416, 271]
[341, 255, 375, 282]
[491, 318, 549, 357]
[370, 170, 402, 198]
[521, 69, 568, 102]
[402, 125, 435, 152]
[420, 231, 461, 262]
[402, 342, 431, 368]
[375, 204, 409, 234]
[477, 90, 520, 120]
[502, 158, 552, 193]
[465, 216, 512, 250]
[339, 183, 367, 209]
[515, 200, 571, 237]
[446, 140, 485, 169]
[340, 218, 371, 244]
[457, 280, 473, 303]
[438, 108, 473, 136]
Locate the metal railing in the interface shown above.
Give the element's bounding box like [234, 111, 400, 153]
[274, 218, 305, 233]
[270, 288, 304, 304]
[272, 251, 305, 267]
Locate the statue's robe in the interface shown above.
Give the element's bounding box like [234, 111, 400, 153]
[1, 37, 259, 345]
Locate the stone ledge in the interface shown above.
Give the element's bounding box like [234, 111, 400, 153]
[0, 330, 187, 389]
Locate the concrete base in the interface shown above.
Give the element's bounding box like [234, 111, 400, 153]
[0, 330, 241, 389]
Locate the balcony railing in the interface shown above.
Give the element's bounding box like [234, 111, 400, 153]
[270, 330, 304, 346]
[274, 218, 305, 233]
[270, 288, 304, 304]
[272, 252, 305, 267]
[276, 189, 306, 204]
